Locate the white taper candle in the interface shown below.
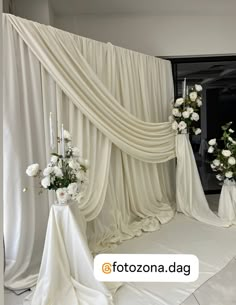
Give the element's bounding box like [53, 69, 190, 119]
[49, 112, 55, 150]
[61, 124, 65, 158]
[182, 78, 186, 99]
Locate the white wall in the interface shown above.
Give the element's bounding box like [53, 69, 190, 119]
[55, 14, 236, 57]
[14, 0, 54, 25]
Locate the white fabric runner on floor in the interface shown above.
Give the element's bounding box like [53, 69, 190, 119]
[176, 134, 230, 227]
[112, 213, 236, 305]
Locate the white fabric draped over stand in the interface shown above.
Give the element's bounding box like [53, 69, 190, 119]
[3, 13, 231, 305]
[218, 180, 236, 224]
[24, 204, 114, 305]
[176, 134, 230, 227]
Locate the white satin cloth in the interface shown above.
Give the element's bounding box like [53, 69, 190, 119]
[218, 180, 236, 224]
[176, 134, 230, 227]
[24, 204, 113, 305]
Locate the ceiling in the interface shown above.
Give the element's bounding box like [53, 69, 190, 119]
[50, 0, 236, 16]
[177, 60, 236, 95]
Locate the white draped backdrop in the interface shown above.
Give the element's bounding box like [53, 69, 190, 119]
[3, 13, 230, 303]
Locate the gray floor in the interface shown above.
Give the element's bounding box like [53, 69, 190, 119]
[4, 194, 221, 305]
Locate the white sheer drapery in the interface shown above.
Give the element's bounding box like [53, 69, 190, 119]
[3, 14, 176, 291]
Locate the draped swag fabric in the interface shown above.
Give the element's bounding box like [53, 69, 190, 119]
[3, 14, 176, 290]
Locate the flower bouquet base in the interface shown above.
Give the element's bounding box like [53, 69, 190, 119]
[218, 180, 236, 223]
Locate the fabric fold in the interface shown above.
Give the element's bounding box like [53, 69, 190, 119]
[6, 13, 176, 163]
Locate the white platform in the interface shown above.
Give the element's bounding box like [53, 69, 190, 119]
[5, 213, 236, 305]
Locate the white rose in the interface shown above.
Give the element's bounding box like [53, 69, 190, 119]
[191, 112, 199, 121]
[41, 176, 51, 188]
[79, 158, 89, 168]
[195, 84, 202, 92]
[194, 128, 201, 135]
[175, 98, 184, 106]
[225, 171, 233, 179]
[182, 111, 190, 119]
[67, 182, 78, 195]
[213, 159, 220, 167]
[229, 128, 234, 133]
[26, 163, 39, 177]
[172, 121, 178, 131]
[178, 121, 187, 131]
[186, 107, 194, 114]
[189, 91, 198, 101]
[196, 99, 202, 107]
[228, 157, 236, 165]
[208, 146, 214, 153]
[72, 147, 80, 157]
[172, 108, 181, 117]
[208, 138, 216, 146]
[210, 164, 216, 170]
[53, 166, 63, 177]
[216, 174, 223, 181]
[43, 166, 53, 176]
[222, 150, 231, 157]
[56, 188, 70, 204]
[63, 130, 72, 141]
[51, 155, 58, 163]
[69, 160, 79, 170]
[76, 170, 87, 182]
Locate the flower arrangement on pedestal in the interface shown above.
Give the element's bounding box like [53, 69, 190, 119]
[26, 124, 88, 204]
[171, 82, 203, 135]
[208, 122, 236, 182]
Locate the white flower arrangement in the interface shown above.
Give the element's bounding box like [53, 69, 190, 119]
[208, 122, 236, 183]
[171, 84, 203, 135]
[26, 129, 89, 204]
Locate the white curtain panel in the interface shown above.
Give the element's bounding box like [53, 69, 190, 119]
[3, 14, 176, 290]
